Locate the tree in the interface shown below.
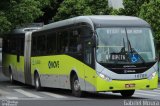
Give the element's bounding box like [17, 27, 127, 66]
[53, 0, 91, 21]
[0, 0, 57, 35]
[86, 0, 111, 15]
[111, 0, 150, 16]
[123, 0, 149, 16]
[0, 12, 11, 35]
[6, 0, 43, 28]
[35, 0, 64, 24]
[139, 0, 160, 43]
[53, 0, 111, 21]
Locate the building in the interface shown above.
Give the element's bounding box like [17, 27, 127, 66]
[108, 0, 124, 9]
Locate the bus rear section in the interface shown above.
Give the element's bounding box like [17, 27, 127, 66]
[2, 27, 41, 84]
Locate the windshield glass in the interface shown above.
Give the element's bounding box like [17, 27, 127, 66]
[96, 27, 155, 64]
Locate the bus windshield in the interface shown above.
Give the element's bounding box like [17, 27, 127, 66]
[96, 27, 156, 64]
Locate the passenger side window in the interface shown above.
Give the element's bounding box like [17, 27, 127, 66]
[32, 35, 46, 56]
[56, 30, 70, 54]
[46, 33, 57, 55]
[32, 36, 36, 56]
[2, 38, 9, 53]
[68, 30, 82, 53]
[20, 37, 24, 55]
[37, 35, 46, 55]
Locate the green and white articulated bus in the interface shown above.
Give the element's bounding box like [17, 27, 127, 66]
[2, 16, 158, 97]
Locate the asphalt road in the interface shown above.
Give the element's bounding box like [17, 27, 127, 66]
[0, 69, 160, 106]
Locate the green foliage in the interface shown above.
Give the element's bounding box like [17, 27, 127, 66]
[53, 0, 90, 21]
[0, 12, 11, 35]
[6, 0, 43, 28]
[86, 0, 111, 15]
[111, 0, 150, 16]
[110, 8, 125, 15]
[139, 0, 160, 42]
[0, 0, 56, 35]
[123, 0, 149, 16]
[35, 0, 51, 8]
[54, 0, 111, 21]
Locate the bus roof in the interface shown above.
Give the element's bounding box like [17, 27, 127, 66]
[89, 15, 150, 27]
[37, 15, 150, 32]
[2, 27, 42, 38]
[11, 27, 42, 34]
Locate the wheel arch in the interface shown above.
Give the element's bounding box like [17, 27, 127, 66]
[70, 70, 78, 88]
[8, 64, 13, 76]
[33, 68, 42, 90]
[9, 65, 12, 73]
[34, 69, 40, 79]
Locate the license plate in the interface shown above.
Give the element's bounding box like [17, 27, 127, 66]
[125, 84, 135, 88]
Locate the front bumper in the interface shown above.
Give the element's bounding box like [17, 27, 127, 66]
[96, 74, 158, 92]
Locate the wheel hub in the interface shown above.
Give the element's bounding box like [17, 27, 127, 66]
[74, 80, 80, 91]
[10, 74, 13, 81]
[36, 77, 39, 87]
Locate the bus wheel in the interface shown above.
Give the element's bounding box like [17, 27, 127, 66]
[34, 73, 41, 91]
[71, 75, 82, 97]
[9, 68, 14, 84]
[120, 90, 135, 98]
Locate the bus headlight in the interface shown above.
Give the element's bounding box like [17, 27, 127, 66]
[148, 71, 157, 80]
[97, 72, 112, 81]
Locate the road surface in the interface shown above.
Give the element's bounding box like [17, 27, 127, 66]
[0, 69, 160, 106]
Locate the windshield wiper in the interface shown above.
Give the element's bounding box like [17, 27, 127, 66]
[125, 28, 146, 64]
[119, 38, 126, 53]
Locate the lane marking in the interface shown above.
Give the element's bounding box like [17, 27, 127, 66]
[41, 92, 67, 98]
[104, 91, 159, 97]
[105, 92, 120, 95]
[14, 89, 42, 98]
[134, 92, 157, 96]
[7, 85, 26, 88]
[5, 96, 18, 99]
[153, 89, 160, 92]
[137, 90, 160, 95]
[0, 89, 9, 95]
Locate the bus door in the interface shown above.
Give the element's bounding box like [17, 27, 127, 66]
[84, 40, 96, 91]
[24, 32, 32, 85]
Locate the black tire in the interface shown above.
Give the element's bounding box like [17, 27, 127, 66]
[120, 90, 135, 98]
[9, 68, 14, 84]
[71, 75, 83, 97]
[34, 73, 41, 91]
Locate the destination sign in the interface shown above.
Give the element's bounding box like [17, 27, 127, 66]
[110, 53, 126, 61]
[106, 28, 143, 34]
